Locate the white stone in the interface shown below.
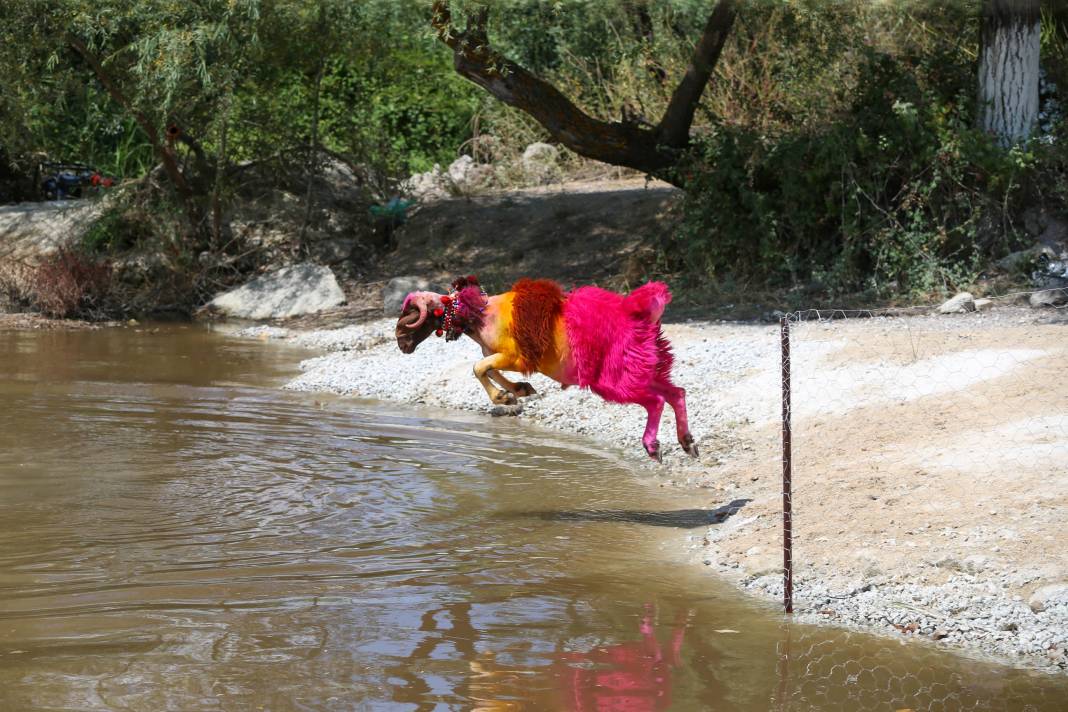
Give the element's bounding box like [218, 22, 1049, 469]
[521, 142, 561, 184]
[208, 263, 345, 320]
[401, 164, 450, 201]
[1029, 584, 1068, 613]
[448, 155, 475, 185]
[937, 292, 976, 314]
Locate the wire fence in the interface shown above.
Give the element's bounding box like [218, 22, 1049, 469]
[774, 288, 1068, 676]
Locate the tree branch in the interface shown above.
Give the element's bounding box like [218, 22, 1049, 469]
[68, 35, 195, 200]
[432, 1, 672, 175]
[430, 0, 736, 182]
[656, 0, 736, 147]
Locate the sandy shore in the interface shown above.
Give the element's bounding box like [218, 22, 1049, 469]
[235, 305, 1068, 672]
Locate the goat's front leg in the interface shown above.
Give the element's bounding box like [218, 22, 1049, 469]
[474, 353, 520, 405]
[480, 346, 536, 397]
[489, 370, 537, 397]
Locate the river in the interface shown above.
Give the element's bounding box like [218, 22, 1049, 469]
[0, 325, 1064, 710]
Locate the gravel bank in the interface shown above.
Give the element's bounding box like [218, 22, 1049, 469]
[236, 307, 1068, 673]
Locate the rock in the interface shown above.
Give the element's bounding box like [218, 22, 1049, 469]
[521, 142, 561, 184]
[0, 200, 103, 261]
[382, 276, 431, 316]
[207, 263, 345, 320]
[447, 155, 475, 185]
[973, 298, 994, 311]
[402, 164, 450, 201]
[446, 156, 495, 193]
[1028, 584, 1068, 613]
[1029, 288, 1068, 308]
[937, 292, 975, 314]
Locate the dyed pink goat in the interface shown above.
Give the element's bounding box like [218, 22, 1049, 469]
[396, 278, 697, 461]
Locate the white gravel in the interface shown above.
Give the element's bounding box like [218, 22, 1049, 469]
[240, 318, 781, 465]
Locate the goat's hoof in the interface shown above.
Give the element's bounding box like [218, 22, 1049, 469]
[644, 440, 663, 463]
[681, 434, 700, 458]
[492, 390, 517, 406]
[513, 382, 537, 397]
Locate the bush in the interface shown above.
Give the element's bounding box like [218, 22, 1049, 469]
[33, 248, 112, 318]
[662, 2, 1064, 300]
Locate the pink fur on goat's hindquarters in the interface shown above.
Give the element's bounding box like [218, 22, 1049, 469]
[395, 278, 697, 462]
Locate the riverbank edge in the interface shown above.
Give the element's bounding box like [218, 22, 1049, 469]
[222, 316, 1068, 676]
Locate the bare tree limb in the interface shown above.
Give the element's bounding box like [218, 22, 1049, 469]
[430, 0, 736, 182]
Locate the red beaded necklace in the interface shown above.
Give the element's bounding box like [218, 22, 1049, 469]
[433, 276, 488, 341]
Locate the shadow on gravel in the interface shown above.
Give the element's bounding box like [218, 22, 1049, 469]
[514, 498, 751, 529]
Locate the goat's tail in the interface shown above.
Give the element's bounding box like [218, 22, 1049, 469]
[624, 281, 672, 323]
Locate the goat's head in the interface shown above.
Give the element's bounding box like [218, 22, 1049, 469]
[395, 291, 442, 354]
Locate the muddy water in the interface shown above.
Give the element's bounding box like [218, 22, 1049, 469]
[1, 326, 1065, 711]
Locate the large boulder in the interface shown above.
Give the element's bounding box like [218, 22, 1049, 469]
[382, 275, 432, 316]
[0, 200, 102, 261]
[208, 263, 345, 320]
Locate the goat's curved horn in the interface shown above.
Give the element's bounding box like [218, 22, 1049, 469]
[408, 300, 428, 329]
[400, 293, 430, 329]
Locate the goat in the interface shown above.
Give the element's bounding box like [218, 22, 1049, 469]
[395, 276, 697, 461]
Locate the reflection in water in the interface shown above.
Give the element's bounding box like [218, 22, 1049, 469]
[554, 603, 689, 712]
[0, 326, 1066, 711]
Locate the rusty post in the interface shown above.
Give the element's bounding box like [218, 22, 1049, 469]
[781, 315, 793, 614]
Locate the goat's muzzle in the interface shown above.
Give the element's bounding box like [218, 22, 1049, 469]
[395, 308, 434, 354]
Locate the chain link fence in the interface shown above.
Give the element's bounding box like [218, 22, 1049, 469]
[773, 290, 1068, 679]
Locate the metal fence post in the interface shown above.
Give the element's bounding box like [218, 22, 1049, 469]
[781, 315, 793, 614]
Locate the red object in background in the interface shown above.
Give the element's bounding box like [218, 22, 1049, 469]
[89, 173, 115, 189]
[555, 605, 689, 712]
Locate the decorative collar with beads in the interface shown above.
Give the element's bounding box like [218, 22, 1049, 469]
[433, 276, 488, 341]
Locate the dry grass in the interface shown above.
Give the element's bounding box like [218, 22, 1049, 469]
[31, 249, 112, 318]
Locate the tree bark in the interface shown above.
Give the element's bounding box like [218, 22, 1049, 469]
[978, 0, 1041, 146]
[430, 1, 736, 184]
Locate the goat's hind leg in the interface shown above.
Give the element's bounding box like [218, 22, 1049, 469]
[635, 392, 667, 463]
[654, 381, 698, 458]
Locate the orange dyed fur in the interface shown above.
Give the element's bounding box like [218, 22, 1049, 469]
[509, 279, 565, 374]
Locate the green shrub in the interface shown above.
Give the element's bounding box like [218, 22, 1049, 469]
[664, 3, 1062, 300]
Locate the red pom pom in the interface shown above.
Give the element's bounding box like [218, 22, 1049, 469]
[433, 308, 444, 317]
[435, 329, 443, 337]
[440, 295, 452, 304]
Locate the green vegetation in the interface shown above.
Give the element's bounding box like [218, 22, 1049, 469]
[0, 1, 1065, 315]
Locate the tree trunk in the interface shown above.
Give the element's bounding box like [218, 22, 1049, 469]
[978, 0, 1041, 146]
